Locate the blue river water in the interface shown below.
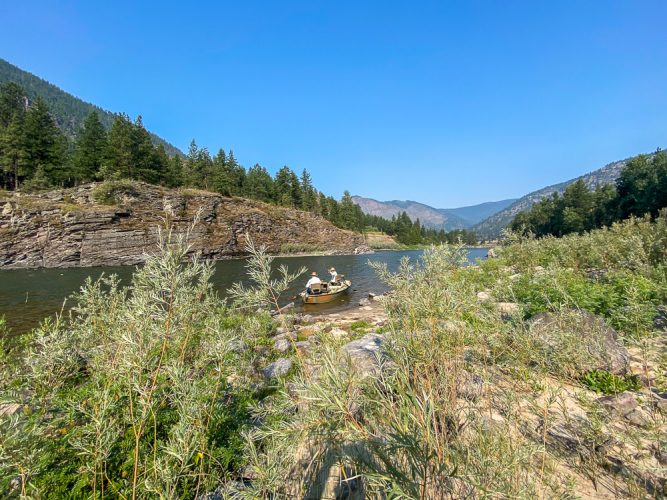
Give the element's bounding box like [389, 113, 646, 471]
[0, 248, 488, 334]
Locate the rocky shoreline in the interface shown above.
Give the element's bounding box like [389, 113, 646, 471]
[235, 291, 666, 498]
[0, 182, 368, 269]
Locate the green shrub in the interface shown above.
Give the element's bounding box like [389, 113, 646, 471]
[580, 370, 641, 394]
[279, 242, 324, 254]
[0, 227, 279, 497]
[349, 320, 371, 331]
[91, 179, 137, 205]
[367, 240, 403, 250]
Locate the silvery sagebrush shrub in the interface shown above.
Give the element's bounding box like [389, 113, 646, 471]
[240, 245, 568, 498]
[0, 224, 274, 498]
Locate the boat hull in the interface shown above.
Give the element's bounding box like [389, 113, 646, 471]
[300, 280, 351, 304]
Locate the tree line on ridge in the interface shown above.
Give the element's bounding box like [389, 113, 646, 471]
[510, 151, 667, 237]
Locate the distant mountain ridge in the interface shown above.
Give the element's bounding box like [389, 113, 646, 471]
[351, 196, 516, 231]
[438, 199, 517, 226]
[353, 152, 655, 237]
[0, 58, 183, 157]
[472, 156, 635, 238]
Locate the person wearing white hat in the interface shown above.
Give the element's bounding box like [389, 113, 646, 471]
[305, 271, 321, 294]
[328, 267, 338, 284]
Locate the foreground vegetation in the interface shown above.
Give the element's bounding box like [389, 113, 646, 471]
[241, 213, 666, 497]
[1, 213, 665, 497]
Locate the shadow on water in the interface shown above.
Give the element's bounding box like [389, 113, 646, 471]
[0, 248, 488, 334]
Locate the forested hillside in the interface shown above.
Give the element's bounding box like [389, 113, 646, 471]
[473, 157, 631, 237]
[0, 58, 181, 156]
[511, 151, 667, 237]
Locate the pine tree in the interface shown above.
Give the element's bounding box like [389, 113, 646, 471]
[244, 164, 274, 202]
[133, 116, 161, 183]
[212, 148, 233, 195]
[0, 112, 25, 189]
[106, 114, 136, 179]
[274, 166, 294, 206]
[22, 98, 67, 186]
[300, 168, 316, 212]
[338, 190, 358, 230]
[289, 169, 302, 208]
[317, 191, 328, 217]
[0, 82, 26, 128]
[226, 150, 245, 195]
[166, 155, 184, 188]
[73, 111, 107, 182]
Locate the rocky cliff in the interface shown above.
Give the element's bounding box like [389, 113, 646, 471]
[0, 182, 365, 269]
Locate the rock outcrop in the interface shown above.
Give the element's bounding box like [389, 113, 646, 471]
[528, 311, 630, 375]
[0, 183, 364, 269]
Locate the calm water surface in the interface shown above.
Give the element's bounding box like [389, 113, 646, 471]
[0, 249, 487, 334]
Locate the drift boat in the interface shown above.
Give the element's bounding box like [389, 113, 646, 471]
[300, 280, 352, 304]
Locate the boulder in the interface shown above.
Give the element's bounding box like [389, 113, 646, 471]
[273, 338, 291, 353]
[458, 371, 484, 401]
[496, 302, 520, 316]
[476, 291, 492, 302]
[274, 332, 296, 342]
[598, 392, 650, 427]
[353, 245, 374, 255]
[528, 311, 629, 375]
[654, 305, 667, 332]
[228, 340, 246, 353]
[263, 358, 293, 380]
[329, 328, 348, 338]
[358, 298, 371, 307]
[341, 333, 391, 377]
[598, 391, 638, 415]
[299, 314, 315, 325]
[294, 341, 313, 353]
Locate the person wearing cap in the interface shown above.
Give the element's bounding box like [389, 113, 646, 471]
[305, 271, 321, 294]
[328, 267, 339, 284]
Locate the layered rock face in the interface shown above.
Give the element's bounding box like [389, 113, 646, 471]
[0, 183, 364, 269]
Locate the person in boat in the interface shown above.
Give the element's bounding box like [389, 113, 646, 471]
[328, 267, 339, 284]
[305, 271, 321, 295]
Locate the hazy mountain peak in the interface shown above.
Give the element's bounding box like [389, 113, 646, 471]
[351, 196, 517, 230]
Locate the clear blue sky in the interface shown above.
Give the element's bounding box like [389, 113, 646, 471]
[1, 1, 665, 207]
